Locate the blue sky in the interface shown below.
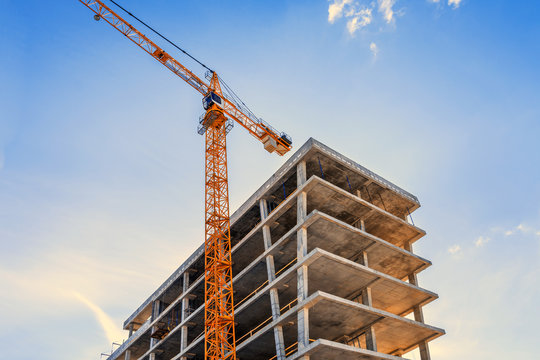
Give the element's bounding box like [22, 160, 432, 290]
[1, 1, 539, 359]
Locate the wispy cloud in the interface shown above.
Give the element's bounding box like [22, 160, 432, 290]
[448, 0, 463, 9]
[327, 0, 464, 37]
[347, 8, 373, 35]
[429, 0, 463, 8]
[378, 0, 396, 23]
[370, 42, 379, 57]
[328, 0, 373, 35]
[448, 244, 462, 254]
[73, 292, 125, 344]
[501, 223, 539, 236]
[328, 0, 353, 23]
[474, 235, 490, 248]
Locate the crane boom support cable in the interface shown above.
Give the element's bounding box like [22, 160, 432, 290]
[108, 0, 214, 73]
[102, 0, 291, 147]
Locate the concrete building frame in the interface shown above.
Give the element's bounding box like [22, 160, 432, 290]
[106, 138, 444, 360]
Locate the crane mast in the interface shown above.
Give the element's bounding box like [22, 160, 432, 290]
[78, 1, 292, 360]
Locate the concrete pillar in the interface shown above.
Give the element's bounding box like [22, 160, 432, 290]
[124, 350, 131, 360]
[260, 199, 286, 360]
[266, 253, 277, 282]
[260, 198, 269, 220]
[150, 300, 161, 348]
[128, 323, 134, 337]
[297, 265, 309, 301]
[270, 288, 286, 360]
[361, 283, 372, 306]
[297, 161, 310, 359]
[297, 227, 308, 259]
[149, 353, 156, 360]
[297, 306, 310, 347]
[418, 342, 432, 360]
[362, 288, 377, 351]
[297, 160, 307, 186]
[180, 272, 191, 356]
[297, 264, 309, 354]
[297, 191, 307, 223]
[358, 250, 368, 267]
[297, 162, 309, 245]
[357, 252, 377, 352]
[404, 243, 431, 360]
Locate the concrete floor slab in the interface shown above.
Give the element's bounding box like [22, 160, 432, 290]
[279, 292, 444, 356]
[303, 211, 430, 279]
[266, 248, 437, 316]
[302, 177, 425, 248]
[291, 339, 407, 360]
[231, 208, 431, 313]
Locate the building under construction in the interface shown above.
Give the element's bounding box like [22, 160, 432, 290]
[106, 138, 444, 360]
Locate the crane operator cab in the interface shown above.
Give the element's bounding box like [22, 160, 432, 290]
[199, 91, 232, 135]
[202, 92, 223, 111]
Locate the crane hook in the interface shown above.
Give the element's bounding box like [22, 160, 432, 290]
[94, 14, 101, 21]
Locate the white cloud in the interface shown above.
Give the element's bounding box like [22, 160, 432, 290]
[328, 0, 353, 23]
[448, 0, 462, 8]
[502, 223, 537, 236]
[448, 244, 462, 254]
[475, 235, 490, 248]
[329, 0, 463, 36]
[73, 292, 125, 344]
[369, 42, 379, 57]
[346, 8, 373, 34]
[378, 0, 396, 23]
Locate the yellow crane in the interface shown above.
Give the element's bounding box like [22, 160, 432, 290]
[78, 1, 293, 359]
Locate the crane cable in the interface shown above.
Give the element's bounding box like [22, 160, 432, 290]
[107, 0, 266, 126]
[107, 0, 214, 73]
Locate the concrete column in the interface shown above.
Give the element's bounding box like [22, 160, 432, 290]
[404, 243, 431, 360]
[358, 250, 368, 267]
[297, 160, 307, 186]
[297, 306, 310, 346]
[297, 162, 310, 359]
[180, 272, 190, 356]
[124, 350, 131, 360]
[297, 162, 309, 237]
[297, 265, 309, 301]
[128, 323, 134, 337]
[260, 198, 269, 220]
[297, 264, 309, 356]
[270, 287, 286, 360]
[297, 191, 307, 223]
[266, 253, 277, 282]
[357, 252, 377, 352]
[260, 199, 286, 360]
[150, 300, 161, 348]
[297, 227, 308, 259]
[418, 342, 432, 360]
[362, 288, 377, 351]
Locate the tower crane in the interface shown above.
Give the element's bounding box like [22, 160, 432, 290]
[78, 1, 293, 360]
